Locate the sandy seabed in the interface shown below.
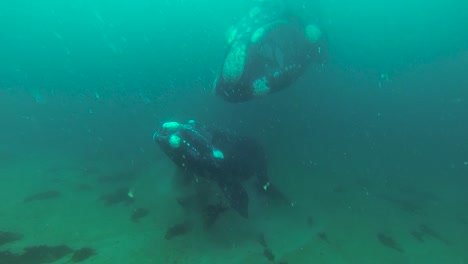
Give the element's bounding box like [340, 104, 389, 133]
[1, 150, 467, 264]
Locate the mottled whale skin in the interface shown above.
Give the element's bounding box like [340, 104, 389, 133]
[153, 120, 285, 218]
[214, 1, 326, 102]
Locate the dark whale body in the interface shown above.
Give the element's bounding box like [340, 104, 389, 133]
[153, 120, 285, 218]
[214, 1, 326, 102]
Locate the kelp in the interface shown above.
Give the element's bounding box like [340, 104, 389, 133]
[68, 247, 96, 263]
[23, 191, 61, 203]
[0, 245, 73, 264]
[0, 231, 23, 246]
[377, 233, 404, 253]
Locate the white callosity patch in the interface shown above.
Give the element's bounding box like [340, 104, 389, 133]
[251, 63, 302, 96]
[226, 26, 238, 45]
[251, 27, 265, 43]
[269, 63, 300, 80]
[263, 181, 270, 191]
[169, 135, 181, 148]
[305, 24, 322, 43]
[162, 121, 180, 131]
[212, 149, 224, 159]
[253, 77, 270, 96]
[222, 44, 247, 83]
[249, 6, 262, 18]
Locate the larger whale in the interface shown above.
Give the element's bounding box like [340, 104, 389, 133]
[213, 0, 326, 102]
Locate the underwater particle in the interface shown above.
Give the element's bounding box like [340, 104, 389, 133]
[69, 247, 96, 262]
[263, 181, 270, 191]
[31, 89, 47, 104]
[127, 188, 134, 199]
[53, 31, 63, 40]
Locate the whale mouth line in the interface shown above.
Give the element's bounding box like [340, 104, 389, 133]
[252, 63, 303, 97]
[268, 63, 301, 79]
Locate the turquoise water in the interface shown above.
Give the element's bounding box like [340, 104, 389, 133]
[1, 0, 467, 263]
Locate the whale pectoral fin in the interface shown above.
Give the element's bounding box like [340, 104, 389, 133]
[256, 176, 290, 205]
[263, 183, 290, 205]
[219, 180, 249, 218]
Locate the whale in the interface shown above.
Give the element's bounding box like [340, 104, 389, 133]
[213, 1, 326, 102]
[153, 120, 286, 218]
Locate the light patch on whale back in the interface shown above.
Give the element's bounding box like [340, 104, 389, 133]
[249, 6, 262, 18]
[251, 27, 265, 43]
[169, 135, 181, 148]
[253, 78, 270, 96]
[305, 24, 322, 43]
[222, 44, 246, 83]
[251, 20, 289, 44]
[163, 121, 180, 130]
[226, 26, 238, 45]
